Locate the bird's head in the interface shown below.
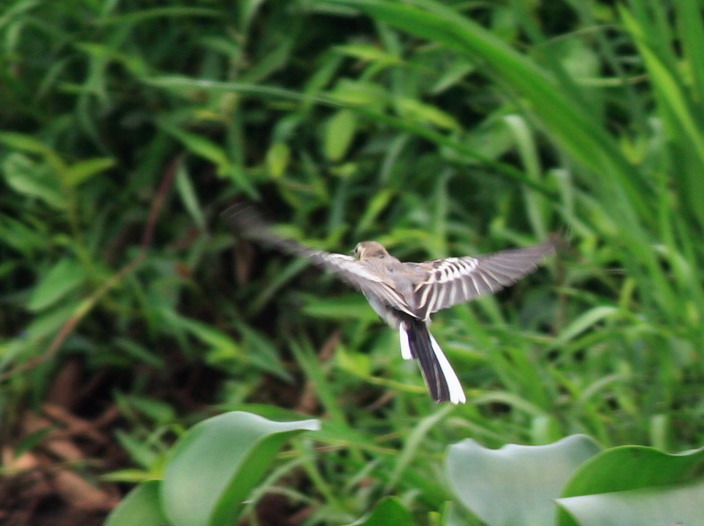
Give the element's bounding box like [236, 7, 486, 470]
[353, 241, 390, 260]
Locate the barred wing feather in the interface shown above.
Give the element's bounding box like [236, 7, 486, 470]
[413, 241, 555, 319]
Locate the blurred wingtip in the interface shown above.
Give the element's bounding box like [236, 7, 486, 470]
[221, 203, 268, 237]
[547, 230, 570, 252]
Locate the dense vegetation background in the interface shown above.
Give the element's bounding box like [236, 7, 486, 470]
[2, 0, 704, 524]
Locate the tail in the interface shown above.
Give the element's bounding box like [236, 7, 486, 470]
[399, 318, 466, 404]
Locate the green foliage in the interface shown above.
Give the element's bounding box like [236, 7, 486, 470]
[3, 0, 704, 524]
[447, 435, 601, 526]
[447, 436, 704, 526]
[105, 412, 319, 526]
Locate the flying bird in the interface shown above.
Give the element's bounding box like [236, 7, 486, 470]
[224, 206, 556, 404]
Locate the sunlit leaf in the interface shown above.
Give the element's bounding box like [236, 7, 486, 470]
[104, 481, 167, 526]
[162, 411, 319, 526]
[447, 435, 601, 526]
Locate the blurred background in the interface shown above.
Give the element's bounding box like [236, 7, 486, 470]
[2, 0, 704, 524]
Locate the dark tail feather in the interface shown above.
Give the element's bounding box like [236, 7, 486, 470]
[400, 317, 465, 404]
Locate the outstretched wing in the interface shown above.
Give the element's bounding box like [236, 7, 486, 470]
[412, 240, 556, 319]
[222, 204, 416, 316]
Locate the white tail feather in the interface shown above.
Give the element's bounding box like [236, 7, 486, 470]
[399, 322, 413, 360]
[428, 332, 466, 404]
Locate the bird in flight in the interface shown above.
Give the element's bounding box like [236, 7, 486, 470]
[224, 206, 556, 404]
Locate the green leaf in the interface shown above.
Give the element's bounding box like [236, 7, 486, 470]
[65, 157, 115, 186]
[104, 481, 167, 526]
[329, 78, 388, 108]
[558, 443, 704, 500]
[162, 411, 319, 526]
[558, 479, 704, 526]
[447, 435, 601, 526]
[324, 109, 357, 161]
[334, 44, 401, 66]
[157, 118, 229, 168]
[175, 164, 206, 229]
[2, 153, 66, 209]
[265, 141, 291, 178]
[345, 497, 416, 526]
[27, 259, 87, 312]
[396, 98, 461, 130]
[301, 293, 378, 321]
[554, 306, 619, 345]
[0, 132, 64, 168]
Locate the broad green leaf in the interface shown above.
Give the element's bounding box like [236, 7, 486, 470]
[447, 435, 601, 526]
[557, 477, 704, 526]
[104, 481, 167, 526]
[560, 444, 704, 497]
[162, 411, 319, 526]
[324, 109, 357, 161]
[345, 497, 416, 526]
[27, 259, 87, 312]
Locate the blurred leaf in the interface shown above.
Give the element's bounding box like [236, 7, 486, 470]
[549, 38, 600, 82]
[104, 481, 167, 526]
[175, 164, 206, 229]
[2, 153, 66, 209]
[232, 321, 292, 381]
[27, 259, 87, 312]
[0, 132, 64, 168]
[336, 347, 372, 377]
[354, 187, 394, 235]
[157, 119, 229, 168]
[324, 109, 357, 161]
[114, 430, 160, 471]
[265, 141, 291, 178]
[345, 496, 416, 526]
[335, 44, 401, 66]
[554, 306, 619, 345]
[162, 411, 319, 526]
[65, 157, 115, 186]
[397, 98, 461, 130]
[430, 60, 475, 94]
[238, 0, 266, 31]
[557, 477, 704, 526]
[447, 435, 601, 526]
[301, 293, 378, 321]
[560, 444, 704, 498]
[329, 78, 388, 108]
[172, 314, 241, 362]
[0, 216, 47, 255]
